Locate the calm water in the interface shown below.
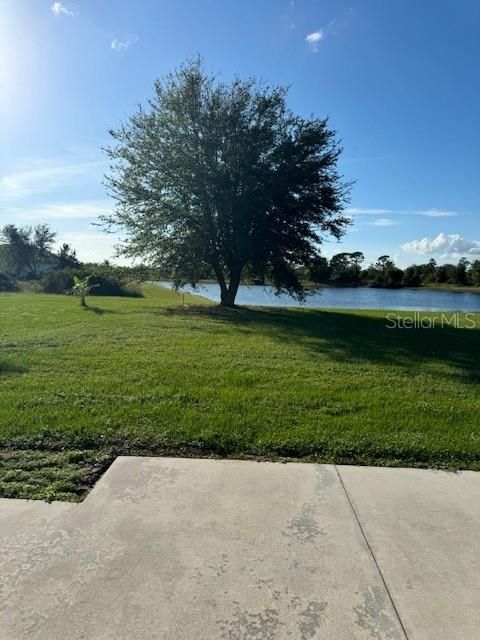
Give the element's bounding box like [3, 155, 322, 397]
[157, 281, 480, 312]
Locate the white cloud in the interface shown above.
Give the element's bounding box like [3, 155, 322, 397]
[305, 31, 324, 51]
[369, 218, 396, 227]
[418, 208, 457, 218]
[346, 206, 461, 218]
[401, 233, 480, 258]
[111, 36, 138, 52]
[346, 207, 394, 216]
[57, 231, 124, 263]
[0, 160, 106, 201]
[4, 200, 113, 221]
[305, 18, 341, 51]
[305, 31, 323, 44]
[51, 2, 75, 16]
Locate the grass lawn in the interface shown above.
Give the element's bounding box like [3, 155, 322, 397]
[1, 284, 480, 500]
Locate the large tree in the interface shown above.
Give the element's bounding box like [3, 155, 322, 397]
[102, 59, 351, 306]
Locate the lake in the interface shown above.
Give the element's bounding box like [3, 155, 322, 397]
[156, 281, 480, 312]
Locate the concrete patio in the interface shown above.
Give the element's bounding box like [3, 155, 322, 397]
[1, 457, 479, 639]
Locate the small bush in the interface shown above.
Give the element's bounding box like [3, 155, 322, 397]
[81, 264, 144, 297]
[40, 267, 143, 297]
[41, 269, 74, 294]
[14, 280, 43, 293]
[86, 274, 132, 296]
[0, 273, 16, 292]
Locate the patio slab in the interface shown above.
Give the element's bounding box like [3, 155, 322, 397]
[339, 465, 480, 640]
[3, 458, 480, 639]
[0, 458, 405, 639]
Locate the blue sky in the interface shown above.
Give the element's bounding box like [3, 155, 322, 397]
[1, 0, 478, 266]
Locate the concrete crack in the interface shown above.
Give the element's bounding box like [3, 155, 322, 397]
[334, 465, 410, 640]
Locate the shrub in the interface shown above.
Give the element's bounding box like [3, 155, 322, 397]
[15, 280, 43, 293]
[0, 273, 16, 292]
[86, 273, 131, 296]
[40, 269, 74, 294]
[40, 267, 143, 297]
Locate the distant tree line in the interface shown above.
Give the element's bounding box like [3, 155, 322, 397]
[2, 223, 479, 296]
[293, 252, 480, 288]
[0, 223, 147, 296]
[153, 251, 480, 290]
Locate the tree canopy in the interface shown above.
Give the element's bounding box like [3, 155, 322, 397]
[0, 224, 56, 278]
[102, 59, 351, 306]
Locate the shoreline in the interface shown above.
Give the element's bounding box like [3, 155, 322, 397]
[159, 280, 480, 294]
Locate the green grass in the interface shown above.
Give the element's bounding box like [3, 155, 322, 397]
[1, 284, 480, 500]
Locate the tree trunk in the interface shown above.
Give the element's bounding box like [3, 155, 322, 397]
[220, 270, 241, 307]
[218, 280, 228, 305]
[212, 263, 228, 306]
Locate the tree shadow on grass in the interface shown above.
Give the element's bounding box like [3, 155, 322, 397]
[82, 306, 117, 316]
[167, 305, 480, 384]
[0, 361, 28, 376]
